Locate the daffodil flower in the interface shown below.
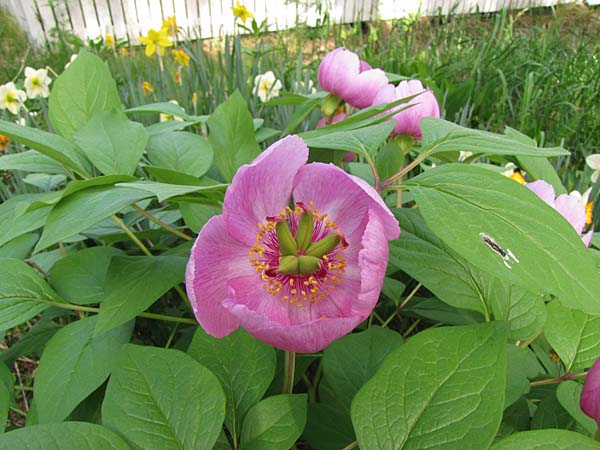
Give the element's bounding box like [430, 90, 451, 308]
[586, 154, 600, 183]
[172, 49, 190, 67]
[231, 2, 254, 23]
[105, 34, 115, 49]
[162, 16, 178, 37]
[0, 82, 27, 115]
[139, 28, 173, 57]
[253, 71, 282, 102]
[141, 81, 155, 97]
[24, 67, 52, 99]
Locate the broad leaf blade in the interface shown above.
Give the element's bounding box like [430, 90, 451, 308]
[490, 429, 599, 449]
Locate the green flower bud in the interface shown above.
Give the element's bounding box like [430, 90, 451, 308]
[276, 221, 297, 256]
[295, 212, 314, 251]
[306, 234, 340, 258]
[321, 93, 343, 117]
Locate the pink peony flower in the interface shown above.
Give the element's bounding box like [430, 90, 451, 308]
[185, 135, 399, 353]
[581, 357, 600, 427]
[317, 47, 388, 109]
[526, 180, 593, 246]
[371, 80, 440, 139]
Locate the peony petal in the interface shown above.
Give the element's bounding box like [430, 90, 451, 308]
[317, 47, 360, 99]
[293, 163, 400, 240]
[582, 230, 593, 247]
[554, 191, 586, 235]
[526, 180, 556, 206]
[581, 357, 600, 427]
[343, 68, 389, 109]
[186, 215, 255, 337]
[222, 135, 309, 245]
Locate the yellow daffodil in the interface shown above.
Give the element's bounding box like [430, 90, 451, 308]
[162, 16, 178, 36]
[0, 82, 27, 114]
[142, 81, 155, 97]
[174, 69, 182, 85]
[139, 28, 173, 57]
[120, 47, 129, 57]
[24, 67, 51, 99]
[105, 33, 115, 49]
[231, 2, 254, 23]
[0, 134, 9, 152]
[191, 92, 198, 105]
[172, 49, 190, 67]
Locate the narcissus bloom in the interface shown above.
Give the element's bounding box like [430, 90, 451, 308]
[0, 82, 27, 115]
[141, 81, 155, 97]
[318, 47, 388, 109]
[172, 49, 190, 67]
[186, 135, 400, 353]
[162, 16, 178, 36]
[159, 100, 184, 122]
[586, 154, 600, 183]
[581, 357, 600, 427]
[526, 180, 593, 246]
[231, 2, 253, 23]
[24, 67, 52, 99]
[253, 71, 283, 102]
[371, 79, 440, 139]
[105, 34, 115, 49]
[139, 28, 173, 57]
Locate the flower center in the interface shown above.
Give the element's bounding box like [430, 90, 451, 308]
[249, 201, 348, 308]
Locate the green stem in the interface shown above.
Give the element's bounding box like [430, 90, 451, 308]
[132, 204, 193, 241]
[34, 297, 197, 325]
[282, 351, 296, 394]
[111, 214, 152, 256]
[381, 282, 421, 328]
[529, 372, 586, 387]
[402, 319, 421, 339]
[341, 441, 358, 450]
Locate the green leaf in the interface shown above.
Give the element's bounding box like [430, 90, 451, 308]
[302, 121, 395, 159]
[23, 173, 66, 191]
[188, 328, 276, 437]
[0, 258, 63, 332]
[504, 344, 542, 408]
[545, 301, 600, 371]
[351, 322, 507, 450]
[406, 164, 600, 315]
[34, 316, 133, 423]
[0, 233, 38, 259]
[0, 195, 50, 248]
[0, 362, 14, 406]
[102, 344, 225, 450]
[0, 315, 60, 365]
[0, 422, 132, 449]
[73, 109, 148, 176]
[0, 150, 66, 174]
[126, 102, 203, 123]
[420, 118, 568, 157]
[0, 120, 90, 176]
[491, 429, 600, 449]
[34, 186, 150, 253]
[376, 140, 405, 181]
[0, 383, 8, 433]
[49, 246, 124, 305]
[207, 90, 261, 182]
[142, 166, 203, 186]
[239, 394, 307, 450]
[49, 49, 122, 139]
[557, 381, 597, 435]
[117, 180, 227, 202]
[94, 256, 187, 336]
[323, 327, 403, 410]
[531, 391, 575, 430]
[147, 131, 213, 177]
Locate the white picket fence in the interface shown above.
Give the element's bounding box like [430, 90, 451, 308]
[1, 0, 598, 44]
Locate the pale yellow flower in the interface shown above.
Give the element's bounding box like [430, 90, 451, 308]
[142, 81, 155, 97]
[162, 16, 178, 36]
[0, 82, 27, 114]
[231, 2, 254, 23]
[172, 49, 190, 67]
[586, 154, 600, 183]
[24, 67, 52, 98]
[139, 28, 173, 57]
[105, 33, 115, 49]
[160, 100, 184, 122]
[120, 47, 129, 57]
[253, 71, 282, 102]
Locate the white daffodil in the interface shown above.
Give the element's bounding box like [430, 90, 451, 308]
[0, 82, 27, 115]
[24, 67, 52, 98]
[160, 100, 185, 122]
[64, 54, 78, 70]
[586, 154, 600, 183]
[293, 79, 317, 94]
[253, 71, 283, 102]
[459, 151, 473, 162]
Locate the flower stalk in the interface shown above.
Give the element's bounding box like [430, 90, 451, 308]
[282, 350, 296, 394]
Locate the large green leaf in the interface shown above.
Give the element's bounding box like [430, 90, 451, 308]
[491, 429, 599, 449]
[239, 394, 307, 450]
[34, 185, 150, 252]
[73, 109, 148, 176]
[102, 344, 225, 450]
[49, 50, 122, 139]
[126, 102, 203, 123]
[147, 131, 213, 177]
[0, 233, 38, 259]
[0, 422, 132, 449]
[351, 322, 507, 450]
[188, 328, 276, 438]
[0, 195, 50, 248]
[94, 256, 186, 336]
[207, 90, 260, 182]
[406, 164, 600, 315]
[49, 247, 124, 305]
[0, 315, 60, 365]
[420, 118, 568, 157]
[0, 150, 66, 174]
[0, 258, 63, 332]
[556, 381, 597, 436]
[34, 316, 133, 423]
[0, 120, 90, 176]
[545, 301, 600, 371]
[117, 180, 227, 202]
[504, 345, 542, 408]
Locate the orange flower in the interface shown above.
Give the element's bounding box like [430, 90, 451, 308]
[174, 69, 182, 85]
[509, 171, 525, 184]
[0, 134, 9, 152]
[586, 202, 594, 226]
[142, 81, 155, 96]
